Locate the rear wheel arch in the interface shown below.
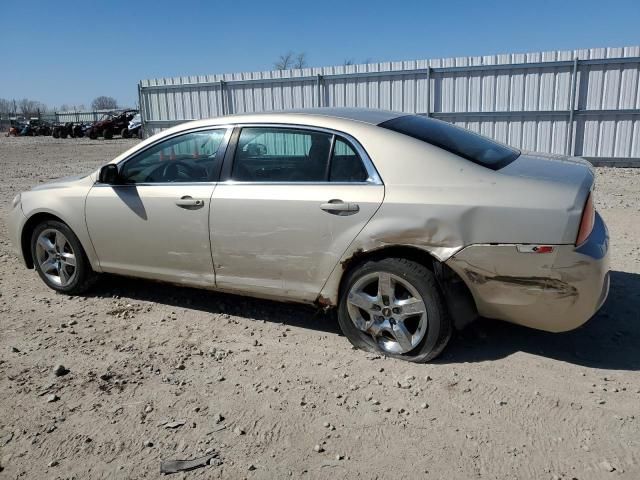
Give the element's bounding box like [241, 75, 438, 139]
[337, 245, 477, 331]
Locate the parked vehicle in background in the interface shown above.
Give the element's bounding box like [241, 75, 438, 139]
[52, 122, 74, 139]
[87, 110, 138, 139]
[122, 113, 143, 139]
[6, 109, 610, 363]
[35, 121, 52, 136]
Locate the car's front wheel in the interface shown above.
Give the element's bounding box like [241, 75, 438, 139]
[338, 257, 452, 362]
[31, 220, 97, 294]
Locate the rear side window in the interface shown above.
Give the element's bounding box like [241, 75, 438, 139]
[379, 115, 520, 170]
[232, 127, 331, 182]
[330, 138, 368, 182]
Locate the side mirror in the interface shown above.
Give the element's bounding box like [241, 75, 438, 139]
[98, 164, 119, 184]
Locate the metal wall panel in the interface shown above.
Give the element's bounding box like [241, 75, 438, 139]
[139, 46, 640, 160]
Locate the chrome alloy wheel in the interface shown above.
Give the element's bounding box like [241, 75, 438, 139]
[346, 272, 428, 354]
[35, 228, 77, 287]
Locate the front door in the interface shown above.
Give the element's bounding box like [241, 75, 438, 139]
[86, 128, 229, 286]
[210, 127, 384, 301]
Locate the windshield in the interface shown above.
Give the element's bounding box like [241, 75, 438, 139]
[379, 115, 520, 170]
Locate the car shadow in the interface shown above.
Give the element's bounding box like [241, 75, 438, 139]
[86, 270, 639, 371]
[86, 274, 341, 335]
[439, 270, 640, 371]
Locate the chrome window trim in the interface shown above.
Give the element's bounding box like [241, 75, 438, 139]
[92, 181, 219, 188]
[218, 181, 381, 186]
[226, 122, 383, 186]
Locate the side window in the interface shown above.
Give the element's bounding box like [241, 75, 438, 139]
[329, 137, 369, 182]
[232, 128, 332, 182]
[120, 129, 226, 183]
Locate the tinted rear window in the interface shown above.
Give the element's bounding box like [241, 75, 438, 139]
[379, 115, 520, 170]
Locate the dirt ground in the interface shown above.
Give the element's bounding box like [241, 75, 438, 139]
[1, 135, 639, 480]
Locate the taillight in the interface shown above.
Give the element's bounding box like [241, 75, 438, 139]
[576, 192, 595, 246]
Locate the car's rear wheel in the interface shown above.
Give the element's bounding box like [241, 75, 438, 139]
[103, 128, 113, 139]
[121, 127, 130, 138]
[31, 220, 97, 294]
[338, 257, 451, 362]
[89, 129, 97, 139]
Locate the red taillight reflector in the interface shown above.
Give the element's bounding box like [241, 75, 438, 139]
[576, 193, 595, 246]
[533, 245, 554, 254]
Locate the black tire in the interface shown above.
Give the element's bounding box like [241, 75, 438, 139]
[30, 220, 98, 295]
[52, 129, 59, 139]
[103, 128, 113, 140]
[89, 129, 97, 140]
[137, 128, 143, 139]
[121, 127, 130, 138]
[59, 130, 68, 139]
[337, 257, 452, 363]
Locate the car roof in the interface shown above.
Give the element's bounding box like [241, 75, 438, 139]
[272, 108, 404, 125]
[159, 108, 407, 138]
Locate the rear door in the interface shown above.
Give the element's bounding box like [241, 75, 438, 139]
[210, 126, 384, 302]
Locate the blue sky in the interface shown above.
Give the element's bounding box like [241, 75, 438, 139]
[1, 0, 639, 109]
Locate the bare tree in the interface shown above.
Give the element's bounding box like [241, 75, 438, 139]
[91, 96, 118, 110]
[294, 52, 307, 69]
[274, 52, 295, 70]
[17, 99, 47, 117]
[343, 59, 355, 66]
[0, 98, 14, 114]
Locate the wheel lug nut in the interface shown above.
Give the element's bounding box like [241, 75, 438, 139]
[392, 307, 401, 314]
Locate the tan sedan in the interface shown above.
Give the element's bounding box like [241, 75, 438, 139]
[6, 109, 610, 362]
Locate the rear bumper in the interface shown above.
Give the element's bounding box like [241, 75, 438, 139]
[445, 212, 609, 332]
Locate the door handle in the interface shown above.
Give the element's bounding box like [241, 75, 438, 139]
[320, 199, 360, 215]
[175, 196, 205, 209]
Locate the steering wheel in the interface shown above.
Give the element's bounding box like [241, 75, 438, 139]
[145, 160, 201, 182]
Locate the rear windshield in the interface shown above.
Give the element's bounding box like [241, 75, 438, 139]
[379, 115, 520, 170]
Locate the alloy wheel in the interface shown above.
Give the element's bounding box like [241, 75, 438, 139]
[346, 272, 428, 354]
[35, 228, 77, 287]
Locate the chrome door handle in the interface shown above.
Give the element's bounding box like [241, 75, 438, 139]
[320, 200, 360, 215]
[175, 196, 205, 209]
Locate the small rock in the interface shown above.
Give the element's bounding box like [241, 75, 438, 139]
[313, 444, 324, 453]
[48, 460, 59, 467]
[144, 405, 153, 414]
[214, 413, 224, 423]
[600, 460, 615, 472]
[53, 365, 69, 377]
[335, 454, 344, 460]
[420, 402, 429, 409]
[233, 426, 245, 436]
[323, 421, 330, 428]
[248, 464, 257, 471]
[496, 400, 507, 406]
[46, 394, 59, 403]
[164, 420, 186, 429]
[10, 346, 20, 353]
[144, 440, 153, 447]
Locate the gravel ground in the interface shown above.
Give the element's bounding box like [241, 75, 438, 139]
[1, 135, 639, 479]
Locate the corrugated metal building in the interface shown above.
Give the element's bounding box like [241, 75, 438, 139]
[139, 46, 640, 163]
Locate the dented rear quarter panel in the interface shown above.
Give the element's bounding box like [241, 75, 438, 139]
[319, 128, 594, 306]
